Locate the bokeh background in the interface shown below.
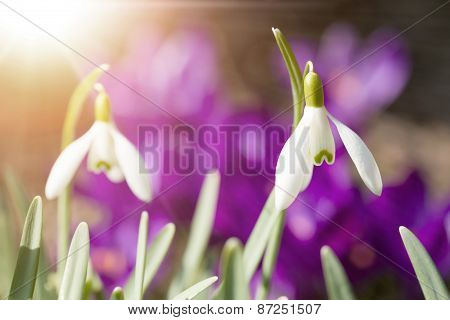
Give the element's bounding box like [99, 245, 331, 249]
[0, 0, 449, 299]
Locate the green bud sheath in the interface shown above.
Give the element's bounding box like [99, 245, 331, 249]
[94, 90, 112, 122]
[304, 72, 324, 107]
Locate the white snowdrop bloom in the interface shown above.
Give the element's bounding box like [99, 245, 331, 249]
[45, 85, 152, 202]
[275, 70, 382, 211]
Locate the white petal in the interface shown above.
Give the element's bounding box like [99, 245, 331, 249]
[328, 113, 382, 195]
[306, 106, 335, 166]
[45, 125, 95, 199]
[275, 119, 314, 211]
[106, 166, 125, 183]
[87, 122, 117, 173]
[110, 126, 152, 202]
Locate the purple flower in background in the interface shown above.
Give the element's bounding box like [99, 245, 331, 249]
[276, 23, 410, 128]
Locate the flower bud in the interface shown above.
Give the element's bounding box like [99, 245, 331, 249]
[304, 71, 324, 107]
[94, 84, 112, 122]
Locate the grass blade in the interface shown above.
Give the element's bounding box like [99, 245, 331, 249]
[0, 196, 15, 298]
[172, 277, 218, 300]
[399, 226, 449, 300]
[321, 246, 354, 300]
[243, 190, 278, 281]
[169, 170, 220, 295]
[58, 222, 90, 300]
[217, 238, 249, 300]
[133, 211, 149, 300]
[83, 261, 104, 300]
[110, 287, 124, 300]
[8, 196, 42, 300]
[124, 223, 175, 298]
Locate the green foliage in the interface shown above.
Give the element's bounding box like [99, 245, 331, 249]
[8, 196, 42, 300]
[169, 170, 220, 297]
[133, 212, 149, 300]
[400, 226, 449, 300]
[58, 222, 90, 300]
[215, 238, 249, 300]
[110, 287, 124, 300]
[321, 246, 355, 300]
[124, 223, 175, 299]
[172, 277, 218, 300]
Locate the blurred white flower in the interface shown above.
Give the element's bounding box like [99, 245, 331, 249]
[45, 85, 151, 202]
[275, 70, 382, 211]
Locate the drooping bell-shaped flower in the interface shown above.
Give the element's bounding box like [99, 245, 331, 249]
[45, 84, 152, 202]
[275, 65, 382, 211]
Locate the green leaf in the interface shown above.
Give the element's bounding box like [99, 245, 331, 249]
[243, 190, 278, 281]
[172, 277, 218, 300]
[8, 196, 43, 300]
[272, 27, 304, 127]
[0, 196, 15, 297]
[133, 211, 149, 300]
[83, 261, 104, 300]
[110, 287, 124, 300]
[255, 212, 285, 299]
[216, 238, 249, 300]
[124, 223, 175, 298]
[169, 170, 220, 295]
[321, 246, 354, 300]
[58, 222, 90, 300]
[399, 226, 449, 300]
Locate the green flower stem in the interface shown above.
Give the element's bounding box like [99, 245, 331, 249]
[255, 28, 305, 299]
[56, 65, 107, 284]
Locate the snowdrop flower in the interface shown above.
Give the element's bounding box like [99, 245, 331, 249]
[45, 84, 152, 202]
[275, 66, 382, 211]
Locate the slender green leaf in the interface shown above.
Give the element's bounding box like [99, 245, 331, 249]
[169, 170, 220, 295]
[400, 226, 449, 300]
[243, 190, 278, 281]
[272, 27, 304, 127]
[321, 246, 354, 300]
[8, 196, 42, 300]
[172, 277, 218, 300]
[83, 261, 104, 300]
[32, 249, 57, 300]
[58, 222, 90, 300]
[217, 238, 249, 300]
[133, 211, 149, 300]
[0, 196, 15, 297]
[110, 287, 124, 300]
[256, 212, 285, 299]
[124, 223, 175, 298]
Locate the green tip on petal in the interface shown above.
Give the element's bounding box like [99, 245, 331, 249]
[94, 84, 112, 122]
[314, 150, 334, 165]
[304, 71, 324, 108]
